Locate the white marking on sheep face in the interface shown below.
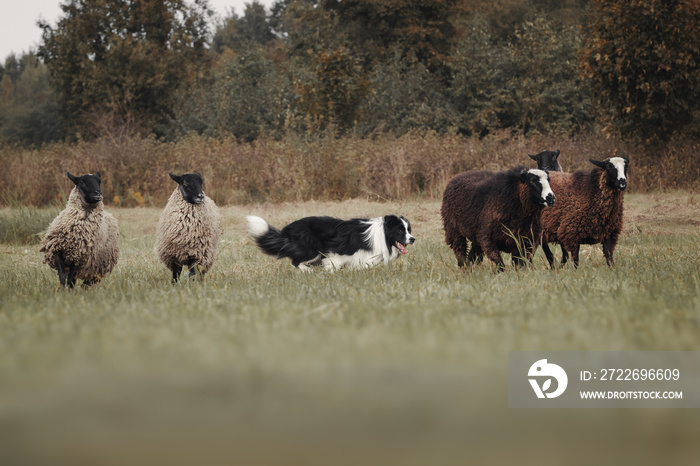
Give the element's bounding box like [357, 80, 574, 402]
[528, 169, 555, 205]
[609, 157, 627, 181]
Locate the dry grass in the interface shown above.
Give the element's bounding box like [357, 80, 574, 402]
[1, 193, 699, 465]
[1, 131, 698, 208]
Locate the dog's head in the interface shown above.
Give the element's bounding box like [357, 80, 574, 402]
[384, 215, 415, 255]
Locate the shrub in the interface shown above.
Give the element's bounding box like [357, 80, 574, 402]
[0, 131, 696, 209]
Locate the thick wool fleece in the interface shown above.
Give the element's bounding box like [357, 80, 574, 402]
[40, 187, 119, 282]
[541, 169, 624, 253]
[155, 187, 221, 274]
[441, 168, 545, 267]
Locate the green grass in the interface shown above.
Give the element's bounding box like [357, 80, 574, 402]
[0, 205, 60, 244]
[1, 193, 699, 465]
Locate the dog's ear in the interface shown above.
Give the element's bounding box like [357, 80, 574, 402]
[383, 214, 399, 225]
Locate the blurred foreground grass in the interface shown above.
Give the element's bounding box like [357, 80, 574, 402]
[1, 193, 699, 465]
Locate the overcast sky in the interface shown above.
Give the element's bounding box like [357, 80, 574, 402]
[0, 0, 276, 61]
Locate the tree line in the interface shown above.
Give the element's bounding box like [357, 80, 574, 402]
[0, 0, 698, 147]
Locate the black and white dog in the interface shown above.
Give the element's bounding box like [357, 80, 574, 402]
[246, 215, 415, 271]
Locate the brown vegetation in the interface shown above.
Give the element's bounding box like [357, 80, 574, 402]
[0, 131, 697, 208]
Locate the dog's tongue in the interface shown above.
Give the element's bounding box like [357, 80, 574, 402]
[396, 242, 407, 255]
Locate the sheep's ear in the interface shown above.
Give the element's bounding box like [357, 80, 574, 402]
[589, 159, 606, 169]
[94, 171, 101, 180]
[67, 172, 78, 184]
[528, 154, 537, 161]
[169, 173, 181, 184]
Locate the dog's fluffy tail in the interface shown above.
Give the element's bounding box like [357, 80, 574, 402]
[246, 215, 288, 257]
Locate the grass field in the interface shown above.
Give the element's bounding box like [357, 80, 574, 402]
[1, 192, 699, 465]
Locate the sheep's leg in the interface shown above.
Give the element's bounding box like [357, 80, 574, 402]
[571, 245, 581, 268]
[512, 243, 531, 267]
[66, 267, 77, 288]
[446, 228, 468, 268]
[172, 264, 182, 283]
[560, 247, 570, 267]
[188, 260, 198, 279]
[602, 237, 615, 267]
[466, 243, 483, 265]
[490, 253, 506, 272]
[541, 242, 555, 268]
[483, 245, 505, 272]
[82, 277, 99, 287]
[522, 236, 535, 264]
[54, 255, 67, 287]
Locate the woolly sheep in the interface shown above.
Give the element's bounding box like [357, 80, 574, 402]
[40, 172, 119, 288]
[539, 157, 629, 268]
[441, 166, 555, 271]
[155, 173, 221, 281]
[529, 149, 562, 172]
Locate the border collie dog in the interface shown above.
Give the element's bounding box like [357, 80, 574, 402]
[246, 215, 415, 271]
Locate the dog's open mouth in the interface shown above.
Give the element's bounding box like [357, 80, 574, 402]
[395, 241, 408, 255]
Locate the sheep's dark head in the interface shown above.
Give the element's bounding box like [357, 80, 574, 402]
[522, 168, 555, 207]
[170, 173, 205, 204]
[528, 149, 561, 172]
[67, 172, 103, 204]
[590, 157, 629, 191]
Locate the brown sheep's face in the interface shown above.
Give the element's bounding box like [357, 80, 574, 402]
[67, 172, 103, 204]
[590, 157, 629, 191]
[170, 173, 205, 204]
[525, 169, 555, 207]
[528, 149, 562, 172]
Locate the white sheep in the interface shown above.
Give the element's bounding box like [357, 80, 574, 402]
[155, 173, 221, 281]
[40, 172, 119, 287]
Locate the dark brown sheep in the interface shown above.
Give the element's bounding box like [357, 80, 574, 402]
[540, 157, 629, 268]
[441, 167, 555, 271]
